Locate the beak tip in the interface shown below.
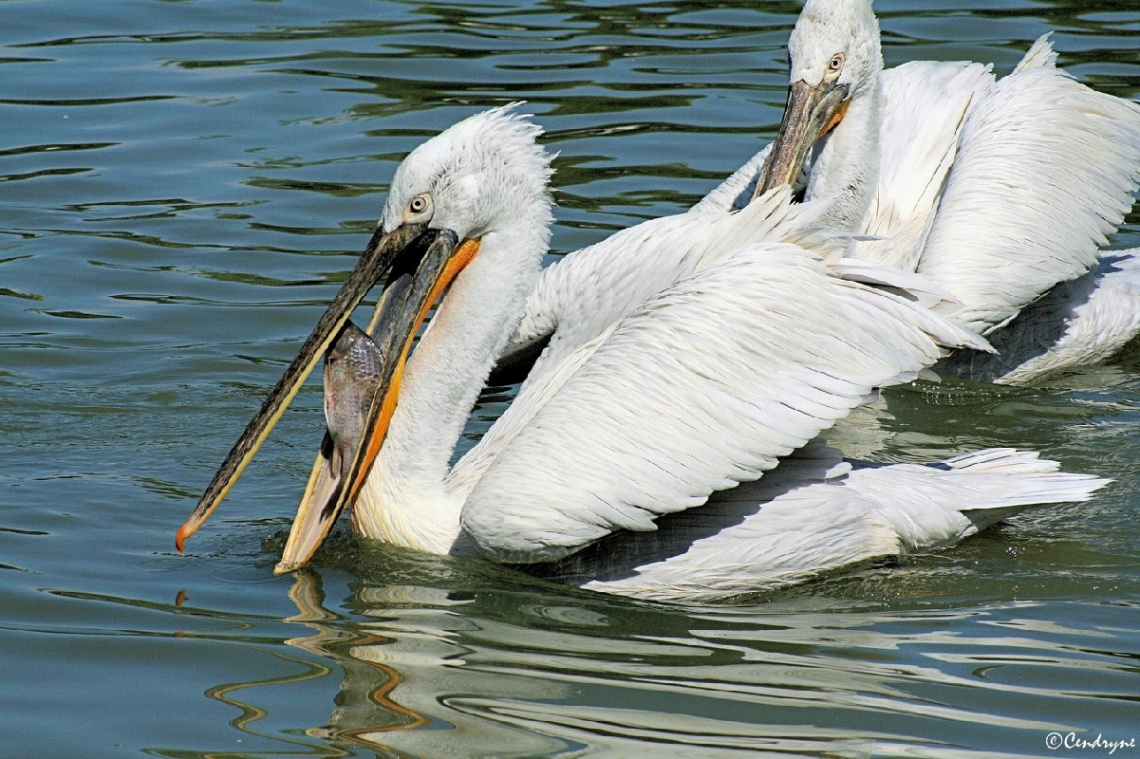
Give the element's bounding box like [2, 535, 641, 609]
[273, 560, 299, 576]
[175, 523, 193, 554]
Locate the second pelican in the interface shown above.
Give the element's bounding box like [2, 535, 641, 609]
[503, 0, 1140, 386]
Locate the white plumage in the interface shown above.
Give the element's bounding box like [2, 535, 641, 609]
[854, 60, 994, 272]
[859, 35, 1140, 382]
[175, 106, 1109, 600]
[898, 39, 1140, 337]
[507, 179, 817, 374]
[502, 1, 1140, 386]
[562, 447, 1107, 602]
[461, 243, 988, 563]
[939, 253, 1140, 383]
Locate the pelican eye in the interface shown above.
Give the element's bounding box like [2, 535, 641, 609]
[405, 193, 434, 222]
[825, 53, 845, 81]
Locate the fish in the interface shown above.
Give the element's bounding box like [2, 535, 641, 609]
[323, 321, 385, 481]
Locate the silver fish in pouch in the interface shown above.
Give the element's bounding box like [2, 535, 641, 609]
[323, 321, 385, 479]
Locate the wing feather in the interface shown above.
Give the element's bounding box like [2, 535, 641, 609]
[508, 186, 821, 379]
[918, 36, 1140, 334]
[855, 61, 995, 271]
[690, 145, 771, 215]
[461, 245, 988, 563]
[568, 448, 1108, 602]
[936, 249, 1140, 383]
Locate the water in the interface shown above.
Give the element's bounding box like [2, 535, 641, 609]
[1, 0, 1138, 756]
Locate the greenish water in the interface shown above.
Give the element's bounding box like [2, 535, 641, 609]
[1, 0, 1138, 756]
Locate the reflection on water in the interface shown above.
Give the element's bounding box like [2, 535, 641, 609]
[213, 571, 1136, 758]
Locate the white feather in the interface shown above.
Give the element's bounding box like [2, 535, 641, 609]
[569, 448, 1109, 602]
[938, 249, 1140, 383]
[854, 60, 994, 271]
[510, 185, 825, 379]
[918, 37, 1140, 335]
[507, 34, 1140, 388]
[690, 145, 773, 215]
[461, 245, 987, 562]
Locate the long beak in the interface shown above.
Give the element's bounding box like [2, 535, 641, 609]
[274, 229, 480, 574]
[175, 221, 434, 552]
[751, 79, 850, 202]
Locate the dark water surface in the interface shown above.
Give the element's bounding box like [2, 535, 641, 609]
[1, 0, 1139, 756]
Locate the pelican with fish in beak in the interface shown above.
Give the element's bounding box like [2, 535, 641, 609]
[175, 107, 1107, 601]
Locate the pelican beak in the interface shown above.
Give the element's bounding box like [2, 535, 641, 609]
[273, 228, 480, 574]
[751, 79, 850, 201]
[175, 220, 436, 553]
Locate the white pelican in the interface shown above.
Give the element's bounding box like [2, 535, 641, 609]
[175, 107, 1107, 600]
[502, 0, 1140, 386]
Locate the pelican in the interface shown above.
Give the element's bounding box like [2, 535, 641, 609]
[501, 0, 1140, 386]
[175, 107, 1108, 600]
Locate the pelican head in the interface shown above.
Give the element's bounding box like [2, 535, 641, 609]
[754, 0, 882, 198]
[176, 106, 553, 568]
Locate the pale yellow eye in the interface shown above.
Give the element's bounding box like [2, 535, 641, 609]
[406, 193, 433, 221]
[829, 54, 845, 73]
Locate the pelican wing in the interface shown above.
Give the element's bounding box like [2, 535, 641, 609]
[509, 186, 820, 379]
[460, 245, 989, 563]
[855, 60, 995, 271]
[937, 249, 1140, 384]
[918, 36, 1140, 334]
[568, 448, 1108, 602]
